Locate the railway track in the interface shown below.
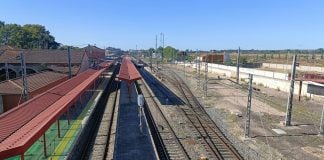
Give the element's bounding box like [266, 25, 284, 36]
[73, 64, 120, 160]
[138, 69, 190, 160]
[165, 69, 243, 160]
[90, 77, 120, 159]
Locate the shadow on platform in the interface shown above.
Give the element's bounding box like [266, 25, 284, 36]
[139, 68, 185, 105]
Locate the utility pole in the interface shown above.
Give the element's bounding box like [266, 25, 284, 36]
[236, 47, 241, 83]
[197, 51, 201, 91]
[245, 74, 253, 138]
[160, 33, 164, 63]
[136, 45, 138, 62]
[5, 61, 9, 80]
[20, 52, 28, 101]
[161, 33, 165, 80]
[204, 52, 209, 97]
[88, 44, 93, 68]
[183, 52, 186, 79]
[150, 49, 153, 71]
[319, 105, 324, 135]
[285, 54, 297, 126]
[67, 46, 72, 79]
[155, 35, 158, 54]
[195, 50, 198, 73]
[160, 33, 165, 80]
[154, 35, 157, 70]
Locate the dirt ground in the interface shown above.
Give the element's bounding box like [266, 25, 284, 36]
[166, 64, 324, 160]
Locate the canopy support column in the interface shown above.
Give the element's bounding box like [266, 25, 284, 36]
[43, 134, 47, 158]
[67, 109, 70, 125]
[57, 120, 61, 138]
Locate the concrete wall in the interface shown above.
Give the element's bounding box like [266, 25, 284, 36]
[263, 63, 324, 72]
[186, 63, 289, 80]
[182, 63, 310, 97]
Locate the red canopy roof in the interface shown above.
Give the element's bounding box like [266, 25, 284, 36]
[98, 61, 113, 69]
[0, 67, 109, 159]
[117, 56, 141, 83]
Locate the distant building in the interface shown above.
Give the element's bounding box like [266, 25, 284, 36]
[223, 52, 231, 63]
[106, 47, 124, 56]
[199, 53, 224, 63]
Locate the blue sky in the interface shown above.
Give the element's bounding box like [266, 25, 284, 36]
[0, 0, 323, 50]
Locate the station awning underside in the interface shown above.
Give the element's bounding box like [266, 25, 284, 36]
[117, 56, 141, 83]
[0, 66, 110, 159]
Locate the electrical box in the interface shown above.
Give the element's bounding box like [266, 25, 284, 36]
[137, 94, 144, 106]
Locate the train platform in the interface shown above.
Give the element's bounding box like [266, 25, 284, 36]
[114, 81, 157, 160]
[0, 61, 114, 160]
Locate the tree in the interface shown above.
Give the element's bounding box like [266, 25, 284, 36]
[0, 24, 24, 46]
[148, 48, 155, 53]
[163, 46, 178, 60]
[240, 56, 248, 64]
[0, 21, 59, 49]
[0, 21, 4, 28]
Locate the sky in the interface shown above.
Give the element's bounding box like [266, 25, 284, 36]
[0, 0, 323, 50]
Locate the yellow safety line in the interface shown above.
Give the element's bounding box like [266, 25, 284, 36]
[49, 119, 82, 160]
[49, 88, 104, 159]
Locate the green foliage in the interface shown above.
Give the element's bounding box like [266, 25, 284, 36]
[148, 48, 155, 54]
[0, 21, 4, 28]
[187, 54, 195, 62]
[58, 45, 80, 50]
[0, 21, 59, 49]
[239, 56, 248, 64]
[157, 46, 163, 54]
[162, 46, 178, 60]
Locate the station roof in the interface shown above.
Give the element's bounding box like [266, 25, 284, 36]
[0, 49, 84, 64]
[117, 56, 141, 83]
[83, 45, 106, 60]
[0, 71, 68, 95]
[0, 64, 111, 159]
[0, 45, 105, 64]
